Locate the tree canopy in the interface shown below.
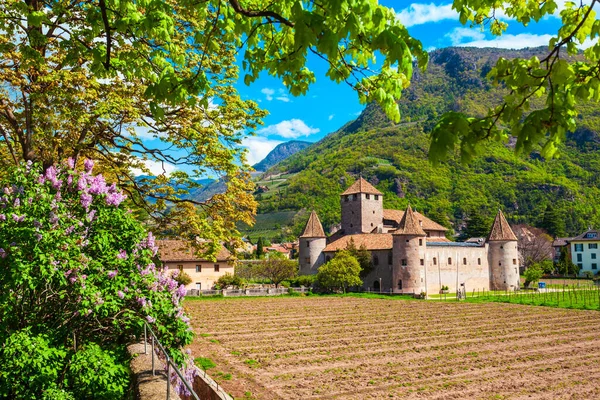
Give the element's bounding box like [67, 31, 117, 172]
[1, 0, 598, 247]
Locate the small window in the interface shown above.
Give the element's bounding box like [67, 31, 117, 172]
[196, 283, 201, 290]
[366, 194, 370, 199]
[214, 264, 220, 272]
[587, 232, 598, 239]
[513, 259, 517, 265]
[353, 194, 357, 200]
[350, 223, 353, 228]
[373, 255, 379, 266]
[463, 257, 467, 265]
[406, 239, 409, 243]
[420, 259, 424, 266]
[433, 257, 437, 265]
[589, 243, 598, 249]
[371, 223, 373, 227]
[307, 241, 310, 247]
[373, 210, 375, 214]
[500, 245, 504, 249]
[499, 262, 502, 266]
[397, 280, 402, 290]
[305, 257, 310, 263]
[448, 257, 452, 265]
[401, 259, 407, 266]
[196, 265, 201, 273]
[419, 239, 423, 246]
[593, 263, 598, 270]
[477, 258, 481, 265]
[577, 254, 583, 262]
[388, 251, 393, 265]
[578, 263, 583, 269]
[575, 243, 584, 252]
[592, 253, 597, 260]
[375, 195, 379, 200]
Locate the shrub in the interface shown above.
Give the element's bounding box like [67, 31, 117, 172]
[216, 273, 245, 289]
[524, 264, 544, 288]
[0, 161, 195, 398]
[290, 274, 317, 287]
[316, 250, 362, 293]
[173, 270, 193, 286]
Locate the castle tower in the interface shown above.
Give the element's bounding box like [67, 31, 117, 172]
[299, 211, 327, 275]
[392, 204, 427, 294]
[340, 177, 383, 235]
[487, 210, 520, 291]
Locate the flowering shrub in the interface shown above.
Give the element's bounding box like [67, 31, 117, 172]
[0, 161, 194, 398]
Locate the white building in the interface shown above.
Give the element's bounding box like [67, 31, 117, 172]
[569, 230, 600, 276]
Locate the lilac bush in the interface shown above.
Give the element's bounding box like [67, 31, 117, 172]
[0, 161, 194, 398]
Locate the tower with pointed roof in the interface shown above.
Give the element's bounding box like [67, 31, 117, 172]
[392, 204, 427, 294]
[487, 210, 520, 290]
[340, 177, 383, 235]
[299, 210, 327, 274]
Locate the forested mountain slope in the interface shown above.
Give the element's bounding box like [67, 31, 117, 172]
[259, 47, 600, 239]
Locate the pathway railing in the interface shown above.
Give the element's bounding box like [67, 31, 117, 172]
[143, 322, 200, 400]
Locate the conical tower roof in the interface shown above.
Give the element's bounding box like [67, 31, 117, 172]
[300, 211, 326, 238]
[393, 204, 426, 236]
[341, 177, 382, 196]
[488, 210, 518, 241]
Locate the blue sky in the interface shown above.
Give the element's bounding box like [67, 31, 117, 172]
[238, 0, 579, 165]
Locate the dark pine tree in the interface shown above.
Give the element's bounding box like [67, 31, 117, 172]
[540, 203, 566, 238]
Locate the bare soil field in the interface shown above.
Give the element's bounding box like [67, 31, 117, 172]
[185, 296, 600, 399]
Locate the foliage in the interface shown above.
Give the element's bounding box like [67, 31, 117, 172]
[173, 270, 193, 287]
[538, 259, 556, 275]
[256, 237, 265, 259]
[255, 258, 298, 288]
[429, 1, 600, 164]
[540, 203, 567, 238]
[523, 264, 545, 288]
[316, 251, 362, 293]
[259, 47, 600, 238]
[345, 238, 373, 278]
[0, 161, 194, 398]
[557, 248, 580, 276]
[514, 225, 554, 268]
[194, 357, 217, 371]
[216, 273, 245, 289]
[582, 271, 595, 279]
[289, 274, 317, 287]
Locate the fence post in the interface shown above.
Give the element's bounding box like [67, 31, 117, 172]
[152, 335, 155, 376]
[166, 362, 171, 399]
[144, 324, 147, 354]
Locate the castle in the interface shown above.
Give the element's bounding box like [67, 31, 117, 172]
[299, 178, 520, 294]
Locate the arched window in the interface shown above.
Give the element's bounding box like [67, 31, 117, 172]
[397, 280, 403, 290]
[373, 280, 380, 291]
[433, 257, 437, 265]
[463, 257, 467, 265]
[478, 258, 481, 265]
[448, 257, 452, 265]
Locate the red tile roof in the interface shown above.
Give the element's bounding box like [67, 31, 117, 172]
[324, 234, 393, 252]
[488, 210, 518, 241]
[341, 177, 383, 195]
[300, 211, 326, 238]
[383, 209, 448, 232]
[157, 240, 232, 262]
[392, 204, 426, 236]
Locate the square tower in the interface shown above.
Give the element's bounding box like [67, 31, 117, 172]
[340, 178, 383, 234]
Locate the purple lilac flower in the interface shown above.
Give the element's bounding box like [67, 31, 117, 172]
[65, 226, 74, 235]
[52, 179, 62, 190]
[177, 284, 187, 298]
[106, 192, 126, 207]
[87, 209, 96, 222]
[67, 175, 73, 186]
[64, 269, 72, 278]
[107, 270, 118, 279]
[117, 290, 125, 299]
[124, 286, 129, 293]
[85, 309, 92, 316]
[117, 249, 127, 259]
[67, 158, 75, 169]
[27, 197, 33, 205]
[69, 276, 77, 284]
[13, 198, 20, 207]
[35, 233, 42, 241]
[54, 191, 61, 201]
[96, 297, 104, 305]
[89, 175, 108, 195]
[38, 175, 46, 185]
[3, 187, 11, 195]
[146, 316, 155, 324]
[136, 297, 147, 307]
[80, 192, 92, 209]
[0, 214, 5, 221]
[49, 212, 59, 224]
[0, 248, 5, 258]
[77, 175, 88, 191]
[180, 315, 190, 325]
[12, 214, 24, 223]
[84, 159, 94, 172]
[81, 274, 87, 280]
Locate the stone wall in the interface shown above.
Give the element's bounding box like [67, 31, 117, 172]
[299, 237, 326, 274]
[425, 245, 490, 294]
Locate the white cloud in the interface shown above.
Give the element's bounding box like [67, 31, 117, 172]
[131, 159, 178, 177]
[328, 114, 335, 121]
[242, 137, 283, 165]
[261, 88, 275, 101]
[458, 33, 553, 49]
[396, 3, 457, 27]
[446, 27, 485, 46]
[276, 96, 290, 102]
[257, 119, 320, 139]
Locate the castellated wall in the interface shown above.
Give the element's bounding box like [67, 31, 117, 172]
[299, 237, 326, 275]
[424, 245, 491, 294]
[488, 241, 520, 290]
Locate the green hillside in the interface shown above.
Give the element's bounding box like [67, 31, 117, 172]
[251, 47, 600, 240]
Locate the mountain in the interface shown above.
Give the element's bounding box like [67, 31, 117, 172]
[253, 140, 312, 172]
[251, 47, 600, 241]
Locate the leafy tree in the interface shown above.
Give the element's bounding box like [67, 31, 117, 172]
[345, 238, 373, 278]
[0, 161, 195, 398]
[255, 258, 298, 288]
[316, 250, 362, 293]
[256, 237, 265, 259]
[463, 212, 493, 239]
[216, 273, 245, 289]
[173, 270, 193, 287]
[538, 259, 556, 275]
[523, 264, 544, 288]
[557, 248, 580, 277]
[540, 204, 567, 238]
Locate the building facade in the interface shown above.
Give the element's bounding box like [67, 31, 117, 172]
[568, 230, 600, 275]
[157, 240, 234, 290]
[299, 178, 520, 294]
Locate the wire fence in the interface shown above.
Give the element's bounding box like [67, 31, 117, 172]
[185, 287, 310, 297]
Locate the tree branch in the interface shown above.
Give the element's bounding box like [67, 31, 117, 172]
[228, 0, 294, 27]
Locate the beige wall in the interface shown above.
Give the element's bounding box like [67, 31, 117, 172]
[299, 237, 327, 275]
[425, 246, 490, 294]
[163, 261, 234, 290]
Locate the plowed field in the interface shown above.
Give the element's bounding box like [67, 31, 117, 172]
[186, 296, 600, 399]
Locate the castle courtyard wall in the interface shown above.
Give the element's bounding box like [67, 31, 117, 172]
[424, 245, 490, 294]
